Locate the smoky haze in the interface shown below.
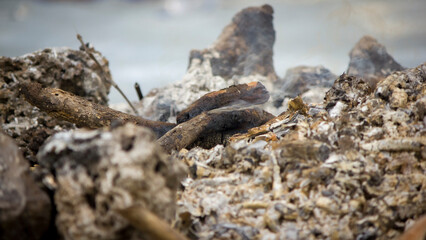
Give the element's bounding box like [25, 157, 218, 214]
[0, 0, 425, 104]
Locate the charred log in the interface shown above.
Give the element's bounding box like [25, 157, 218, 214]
[19, 81, 175, 137]
[158, 107, 274, 153]
[176, 81, 270, 123]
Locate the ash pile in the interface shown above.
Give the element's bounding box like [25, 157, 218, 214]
[1, 4, 425, 240]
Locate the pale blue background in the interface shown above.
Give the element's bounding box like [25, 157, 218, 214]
[1, 0, 425, 103]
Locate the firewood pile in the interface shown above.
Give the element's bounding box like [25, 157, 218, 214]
[0, 4, 425, 240]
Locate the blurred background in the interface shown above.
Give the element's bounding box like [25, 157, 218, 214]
[1, 0, 425, 104]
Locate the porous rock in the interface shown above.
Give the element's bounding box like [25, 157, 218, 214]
[136, 4, 278, 122]
[37, 123, 186, 240]
[174, 62, 426, 239]
[0, 131, 51, 240]
[347, 35, 404, 88]
[0, 47, 112, 163]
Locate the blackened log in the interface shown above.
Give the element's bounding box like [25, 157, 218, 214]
[158, 107, 274, 153]
[176, 81, 270, 123]
[19, 81, 175, 137]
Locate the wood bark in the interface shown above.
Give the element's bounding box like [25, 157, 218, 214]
[19, 81, 175, 137]
[176, 81, 270, 123]
[158, 107, 274, 153]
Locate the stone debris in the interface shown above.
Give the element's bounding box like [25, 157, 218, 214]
[0, 47, 111, 163]
[37, 123, 187, 240]
[0, 132, 51, 240]
[173, 63, 426, 239]
[136, 4, 278, 122]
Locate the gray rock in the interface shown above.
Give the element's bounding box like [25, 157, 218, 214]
[174, 62, 426, 240]
[272, 65, 336, 108]
[0, 132, 51, 240]
[193, 4, 277, 80]
[347, 35, 404, 88]
[280, 66, 336, 98]
[137, 5, 278, 122]
[37, 123, 187, 240]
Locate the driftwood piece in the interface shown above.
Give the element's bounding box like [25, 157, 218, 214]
[19, 81, 175, 137]
[158, 107, 274, 153]
[117, 205, 188, 240]
[176, 81, 270, 123]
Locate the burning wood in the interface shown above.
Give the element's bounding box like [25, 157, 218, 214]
[19, 81, 175, 137]
[176, 81, 270, 123]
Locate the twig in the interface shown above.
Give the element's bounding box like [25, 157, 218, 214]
[76, 34, 139, 115]
[270, 151, 283, 200]
[134, 82, 144, 100]
[116, 205, 189, 240]
[398, 215, 426, 240]
[242, 201, 269, 209]
[10, 73, 19, 83]
[19, 81, 175, 137]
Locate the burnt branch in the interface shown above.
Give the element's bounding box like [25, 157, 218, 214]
[176, 81, 270, 123]
[19, 81, 175, 137]
[158, 107, 274, 153]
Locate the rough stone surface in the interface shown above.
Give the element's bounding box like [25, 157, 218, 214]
[135, 4, 278, 122]
[37, 123, 187, 240]
[194, 4, 277, 80]
[0, 132, 51, 240]
[0, 47, 112, 163]
[347, 35, 404, 88]
[272, 65, 336, 111]
[174, 63, 426, 240]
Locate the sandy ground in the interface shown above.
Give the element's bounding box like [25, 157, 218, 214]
[1, 0, 425, 104]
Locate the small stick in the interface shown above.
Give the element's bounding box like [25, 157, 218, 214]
[134, 82, 144, 100]
[176, 81, 270, 123]
[10, 73, 19, 83]
[116, 205, 188, 240]
[242, 201, 269, 209]
[19, 81, 175, 137]
[76, 34, 139, 115]
[270, 152, 283, 200]
[399, 215, 426, 240]
[158, 107, 274, 153]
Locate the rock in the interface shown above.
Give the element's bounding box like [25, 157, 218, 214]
[136, 4, 278, 122]
[195, 4, 277, 80]
[0, 47, 112, 163]
[174, 63, 426, 239]
[347, 35, 404, 89]
[375, 63, 425, 109]
[0, 132, 51, 240]
[272, 65, 336, 108]
[324, 73, 372, 114]
[37, 123, 187, 240]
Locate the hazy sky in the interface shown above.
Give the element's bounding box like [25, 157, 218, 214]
[1, 0, 425, 103]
